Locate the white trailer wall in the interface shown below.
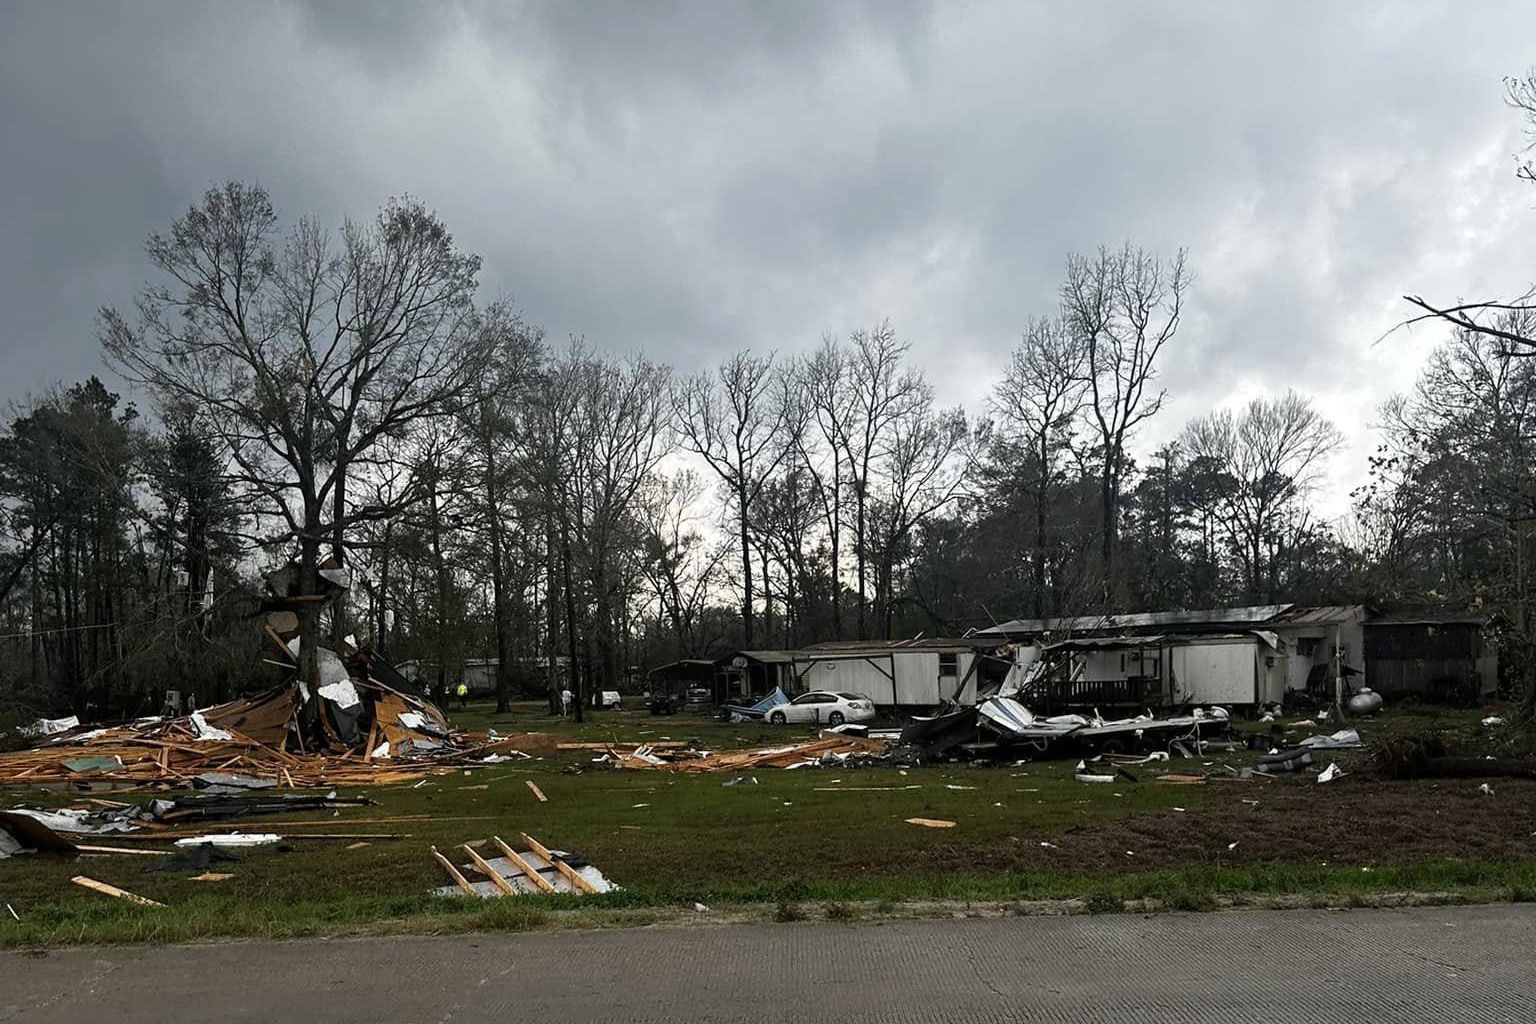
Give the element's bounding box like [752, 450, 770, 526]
[1170, 640, 1257, 705]
[797, 656, 897, 705]
[795, 651, 977, 707]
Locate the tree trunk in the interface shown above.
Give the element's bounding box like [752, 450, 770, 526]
[1100, 459, 1118, 604]
[295, 527, 323, 743]
[738, 483, 753, 646]
[486, 468, 513, 714]
[329, 472, 347, 646]
[1034, 432, 1049, 618]
[855, 484, 867, 637]
[560, 516, 583, 723]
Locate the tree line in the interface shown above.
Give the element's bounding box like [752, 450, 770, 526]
[4, 73, 1535, 721]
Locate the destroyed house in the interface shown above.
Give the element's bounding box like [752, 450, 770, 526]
[1014, 633, 1289, 712]
[975, 603, 1498, 704]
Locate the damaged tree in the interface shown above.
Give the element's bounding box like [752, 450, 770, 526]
[102, 182, 490, 730]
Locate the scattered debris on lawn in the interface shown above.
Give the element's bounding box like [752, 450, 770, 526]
[0, 811, 80, 857]
[905, 817, 956, 828]
[189, 872, 233, 882]
[1317, 763, 1344, 783]
[70, 875, 164, 907]
[1254, 748, 1313, 774]
[901, 697, 1234, 763]
[431, 833, 615, 897]
[525, 780, 548, 802]
[0, 600, 541, 789]
[601, 733, 891, 772]
[1298, 729, 1362, 750]
[174, 832, 282, 848]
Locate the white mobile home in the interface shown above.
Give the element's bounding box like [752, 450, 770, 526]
[1024, 633, 1288, 710]
[788, 640, 1015, 708]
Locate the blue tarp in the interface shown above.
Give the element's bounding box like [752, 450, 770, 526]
[723, 686, 788, 721]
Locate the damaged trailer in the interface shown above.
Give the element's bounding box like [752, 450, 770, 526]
[901, 697, 1232, 762]
[1010, 633, 1288, 712]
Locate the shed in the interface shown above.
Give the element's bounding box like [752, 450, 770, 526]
[1363, 614, 1499, 703]
[717, 651, 798, 703]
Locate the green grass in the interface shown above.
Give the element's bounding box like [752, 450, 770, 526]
[1, 700, 1531, 948]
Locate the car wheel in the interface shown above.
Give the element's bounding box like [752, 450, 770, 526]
[770, 711, 786, 725]
[827, 711, 845, 726]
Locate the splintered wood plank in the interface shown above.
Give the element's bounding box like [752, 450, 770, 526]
[431, 845, 476, 895]
[904, 818, 957, 829]
[525, 780, 548, 803]
[70, 875, 165, 906]
[519, 832, 597, 894]
[461, 844, 519, 897]
[490, 836, 556, 893]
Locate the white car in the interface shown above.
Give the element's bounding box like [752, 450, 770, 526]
[764, 691, 875, 727]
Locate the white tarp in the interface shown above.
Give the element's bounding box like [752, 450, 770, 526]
[189, 711, 233, 741]
[318, 678, 362, 710]
[1299, 728, 1361, 749]
[19, 715, 78, 738]
[286, 638, 361, 709]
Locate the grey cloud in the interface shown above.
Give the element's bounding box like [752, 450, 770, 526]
[1, 0, 1533, 513]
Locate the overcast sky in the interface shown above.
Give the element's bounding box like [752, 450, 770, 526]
[2, 1, 1533, 515]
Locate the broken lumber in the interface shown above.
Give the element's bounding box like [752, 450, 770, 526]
[70, 875, 165, 907]
[431, 845, 476, 895]
[519, 831, 597, 894]
[490, 835, 556, 893]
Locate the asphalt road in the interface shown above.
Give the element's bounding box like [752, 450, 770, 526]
[4, 904, 1533, 1023]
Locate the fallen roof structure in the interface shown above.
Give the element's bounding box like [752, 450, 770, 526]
[600, 733, 891, 772]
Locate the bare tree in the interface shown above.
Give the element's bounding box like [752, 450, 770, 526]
[1403, 70, 1536, 352]
[673, 352, 797, 646]
[797, 340, 853, 635]
[570, 351, 672, 699]
[460, 310, 543, 712]
[1061, 244, 1188, 600]
[640, 470, 728, 657]
[990, 315, 1087, 616]
[101, 183, 488, 718]
[837, 322, 926, 636]
[867, 402, 972, 636]
[1181, 391, 1343, 600]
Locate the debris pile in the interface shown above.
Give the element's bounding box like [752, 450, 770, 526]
[0, 615, 509, 788]
[431, 833, 616, 897]
[0, 694, 497, 788]
[598, 733, 890, 772]
[902, 696, 1233, 762]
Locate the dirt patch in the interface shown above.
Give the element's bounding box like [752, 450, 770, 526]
[1009, 776, 1536, 873]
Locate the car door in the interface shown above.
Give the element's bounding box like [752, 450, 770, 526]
[805, 693, 838, 724]
[786, 694, 820, 723]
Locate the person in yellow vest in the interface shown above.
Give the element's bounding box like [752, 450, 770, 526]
[455, 681, 469, 710]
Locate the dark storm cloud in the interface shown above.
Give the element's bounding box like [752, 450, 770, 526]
[1, 0, 1532, 509]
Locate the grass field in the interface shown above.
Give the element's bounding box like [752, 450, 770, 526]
[2, 700, 1533, 947]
